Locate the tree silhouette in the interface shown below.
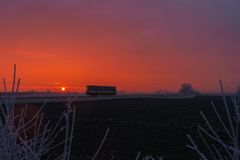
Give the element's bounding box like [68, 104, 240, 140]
[179, 83, 200, 95]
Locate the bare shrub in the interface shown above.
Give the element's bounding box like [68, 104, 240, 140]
[187, 81, 240, 159]
[0, 65, 75, 160]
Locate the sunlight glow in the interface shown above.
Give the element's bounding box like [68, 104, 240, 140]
[61, 87, 66, 92]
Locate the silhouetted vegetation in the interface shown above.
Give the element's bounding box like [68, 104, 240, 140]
[179, 83, 200, 96]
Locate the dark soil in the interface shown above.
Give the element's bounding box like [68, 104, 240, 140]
[22, 96, 231, 160]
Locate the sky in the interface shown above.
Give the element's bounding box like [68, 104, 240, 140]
[0, 0, 240, 93]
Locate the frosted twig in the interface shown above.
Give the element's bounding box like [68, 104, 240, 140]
[92, 128, 110, 160]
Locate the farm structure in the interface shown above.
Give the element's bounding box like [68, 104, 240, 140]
[86, 85, 117, 96]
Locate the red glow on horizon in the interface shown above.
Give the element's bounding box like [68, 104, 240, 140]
[0, 1, 239, 93]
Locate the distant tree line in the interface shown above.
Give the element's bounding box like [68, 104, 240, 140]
[178, 83, 200, 95]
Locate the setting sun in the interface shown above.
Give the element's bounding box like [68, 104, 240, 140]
[61, 87, 66, 92]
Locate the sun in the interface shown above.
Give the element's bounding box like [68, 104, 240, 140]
[61, 87, 66, 92]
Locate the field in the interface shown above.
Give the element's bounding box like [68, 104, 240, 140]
[20, 96, 228, 160]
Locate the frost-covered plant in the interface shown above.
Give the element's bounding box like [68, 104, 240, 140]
[187, 81, 240, 160]
[0, 65, 76, 160]
[135, 152, 163, 160]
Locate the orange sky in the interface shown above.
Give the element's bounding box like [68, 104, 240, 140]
[0, 0, 240, 93]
